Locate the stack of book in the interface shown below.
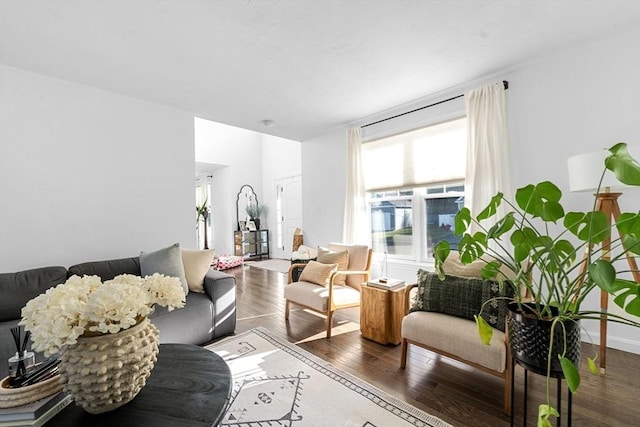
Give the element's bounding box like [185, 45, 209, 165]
[0, 391, 72, 427]
[366, 278, 405, 290]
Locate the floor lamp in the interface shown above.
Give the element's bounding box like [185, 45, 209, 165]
[568, 149, 640, 374]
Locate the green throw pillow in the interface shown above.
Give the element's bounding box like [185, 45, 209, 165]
[411, 269, 513, 332]
[480, 279, 516, 332]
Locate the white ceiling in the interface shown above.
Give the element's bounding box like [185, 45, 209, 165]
[1, 0, 638, 142]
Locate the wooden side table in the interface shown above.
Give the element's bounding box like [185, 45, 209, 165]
[360, 282, 407, 345]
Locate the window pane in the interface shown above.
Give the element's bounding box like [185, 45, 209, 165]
[425, 196, 464, 257]
[370, 199, 413, 257]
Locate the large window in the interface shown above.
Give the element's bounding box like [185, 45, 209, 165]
[363, 118, 466, 262]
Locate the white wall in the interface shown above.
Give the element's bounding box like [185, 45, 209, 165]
[0, 65, 196, 271]
[301, 26, 640, 353]
[302, 128, 347, 247]
[261, 134, 302, 251]
[194, 118, 262, 256]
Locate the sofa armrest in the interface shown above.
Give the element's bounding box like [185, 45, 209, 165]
[202, 269, 237, 338]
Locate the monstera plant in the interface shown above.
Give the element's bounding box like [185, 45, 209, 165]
[434, 142, 640, 426]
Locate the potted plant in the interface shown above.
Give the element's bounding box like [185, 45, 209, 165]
[196, 198, 209, 249]
[433, 142, 640, 426]
[245, 202, 268, 230]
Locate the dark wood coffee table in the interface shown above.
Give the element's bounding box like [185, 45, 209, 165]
[46, 343, 231, 426]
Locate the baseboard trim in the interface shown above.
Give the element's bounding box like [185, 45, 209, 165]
[581, 330, 640, 355]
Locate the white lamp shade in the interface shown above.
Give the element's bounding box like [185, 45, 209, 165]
[568, 146, 639, 193]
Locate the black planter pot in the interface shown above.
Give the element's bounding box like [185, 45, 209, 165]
[506, 302, 581, 378]
[253, 218, 261, 230]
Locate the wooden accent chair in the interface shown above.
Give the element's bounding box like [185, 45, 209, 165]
[284, 243, 372, 338]
[399, 253, 513, 415]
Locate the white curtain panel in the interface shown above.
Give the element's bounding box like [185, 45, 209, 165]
[465, 83, 512, 233]
[342, 127, 369, 244]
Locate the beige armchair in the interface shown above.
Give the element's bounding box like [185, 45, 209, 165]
[399, 253, 513, 415]
[284, 243, 372, 338]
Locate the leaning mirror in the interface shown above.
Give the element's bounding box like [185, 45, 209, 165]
[236, 185, 258, 230]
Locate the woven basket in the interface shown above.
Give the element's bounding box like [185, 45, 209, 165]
[0, 372, 62, 408]
[60, 317, 159, 414]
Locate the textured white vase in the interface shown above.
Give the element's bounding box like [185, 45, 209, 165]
[60, 317, 159, 414]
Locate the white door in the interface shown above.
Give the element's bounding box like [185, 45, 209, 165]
[273, 175, 303, 259]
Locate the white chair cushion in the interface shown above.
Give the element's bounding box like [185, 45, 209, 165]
[285, 281, 361, 312]
[402, 311, 507, 372]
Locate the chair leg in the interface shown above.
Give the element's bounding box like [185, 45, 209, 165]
[504, 354, 513, 415]
[400, 338, 408, 368]
[285, 300, 290, 320]
[326, 310, 334, 338]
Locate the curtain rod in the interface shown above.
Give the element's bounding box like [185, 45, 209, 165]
[361, 80, 509, 129]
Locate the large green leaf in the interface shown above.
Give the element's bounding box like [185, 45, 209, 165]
[515, 181, 565, 222]
[564, 211, 610, 244]
[588, 259, 615, 292]
[475, 315, 493, 345]
[457, 232, 487, 264]
[537, 404, 559, 427]
[454, 208, 471, 236]
[534, 239, 575, 274]
[511, 227, 538, 263]
[487, 212, 515, 240]
[477, 192, 504, 221]
[480, 260, 502, 280]
[605, 142, 640, 186]
[617, 213, 640, 255]
[433, 240, 450, 281]
[559, 356, 580, 393]
[609, 279, 640, 317]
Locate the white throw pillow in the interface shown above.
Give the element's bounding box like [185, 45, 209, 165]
[182, 249, 215, 293]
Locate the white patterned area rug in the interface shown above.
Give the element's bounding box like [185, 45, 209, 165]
[245, 259, 291, 274]
[206, 327, 452, 427]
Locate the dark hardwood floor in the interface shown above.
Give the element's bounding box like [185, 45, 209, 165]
[219, 263, 640, 427]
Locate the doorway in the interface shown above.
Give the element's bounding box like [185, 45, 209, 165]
[273, 175, 302, 259]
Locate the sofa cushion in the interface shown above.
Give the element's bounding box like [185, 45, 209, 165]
[299, 261, 338, 287]
[284, 282, 361, 312]
[68, 257, 141, 281]
[0, 266, 68, 322]
[317, 247, 349, 285]
[140, 243, 188, 294]
[411, 269, 513, 332]
[181, 249, 215, 293]
[402, 311, 507, 372]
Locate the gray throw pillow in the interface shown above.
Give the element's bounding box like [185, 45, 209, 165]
[411, 269, 513, 332]
[140, 243, 189, 294]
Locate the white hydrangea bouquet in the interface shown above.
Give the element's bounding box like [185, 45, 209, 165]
[20, 274, 185, 356]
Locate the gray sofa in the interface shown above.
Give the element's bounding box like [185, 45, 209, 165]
[0, 256, 236, 379]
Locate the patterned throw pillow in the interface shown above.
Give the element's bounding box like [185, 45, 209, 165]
[410, 269, 513, 332]
[480, 279, 516, 332]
